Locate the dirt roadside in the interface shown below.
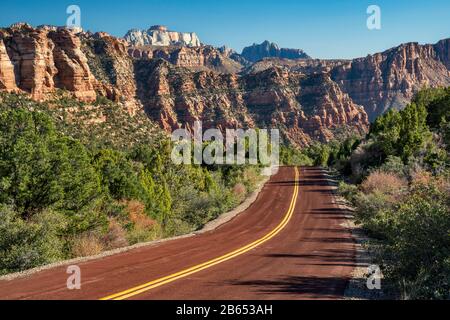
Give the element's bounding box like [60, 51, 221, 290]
[322, 170, 386, 300]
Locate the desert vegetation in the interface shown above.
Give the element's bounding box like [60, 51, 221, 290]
[326, 87, 450, 299]
[246, 87, 450, 299]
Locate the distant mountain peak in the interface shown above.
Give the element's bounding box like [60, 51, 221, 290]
[241, 41, 311, 62]
[124, 26, 201, 47]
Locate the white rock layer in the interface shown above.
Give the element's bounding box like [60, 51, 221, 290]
[124, 26, 201, 47]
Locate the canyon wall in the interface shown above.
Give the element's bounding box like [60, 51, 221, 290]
[1, 23, 449, 146]
[133, 59, 368, 145]
[331, 40, 450, 121]
[128, 45, 243, 74]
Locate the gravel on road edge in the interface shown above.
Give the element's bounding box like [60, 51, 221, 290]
[323, 169, 386, 300]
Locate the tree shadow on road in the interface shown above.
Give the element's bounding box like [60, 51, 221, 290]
[226, 275, 351, 299]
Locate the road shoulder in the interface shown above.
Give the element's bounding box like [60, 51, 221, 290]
[322, 169, 385, 300]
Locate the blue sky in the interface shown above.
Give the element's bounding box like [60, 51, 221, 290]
[1, 0, 448, 59]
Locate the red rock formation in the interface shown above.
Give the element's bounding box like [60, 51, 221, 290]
[48, 29, 97, 101]
[81, 31, 137, 110]
[134, 60, 368, 146]
[2, 24, 57, 99]
[0, 24, 96, 101]
[0, 38, 17, 91]
[246, 39, 450, 121]
[331, 40, 450, 120]
[298, 73, 368, 141]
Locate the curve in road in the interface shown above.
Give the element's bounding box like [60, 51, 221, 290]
[0, 166, 356, 300]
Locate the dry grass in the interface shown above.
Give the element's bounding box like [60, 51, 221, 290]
[436, 175, 450, 194]
[71, 233, 104, 258]
[232, 183, 247, 198]
[411, 170, 433, 186]
[412, 170, 450, 194]
[103, 219, 129, 250]
[123, 200, 161, 244]
[361, 170, 407, 195]
[125, 200, 156, 230]
[243, 167, 260, 186]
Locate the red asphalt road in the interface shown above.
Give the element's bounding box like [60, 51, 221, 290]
[0, 167, 356, 300]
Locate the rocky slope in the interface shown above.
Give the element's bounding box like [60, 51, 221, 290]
[331, 40, 450, 121]
[124, 25, 201, 47]
[241, 39, 450, 121]
[134, 59, 368, 145]
[241, 40, 311, 63]
[245, 58, 349, 75]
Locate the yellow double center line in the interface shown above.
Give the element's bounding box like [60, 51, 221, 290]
[100, 167, 300, 300]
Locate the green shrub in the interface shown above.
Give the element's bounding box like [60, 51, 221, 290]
[337, 181, 358, 204]
[93, 149, 141, 200]
[70, 233, 104, 258]
[0, 206, 67, 275]
[280, 146, 314, 166]
[333, 87, 450, 299]
[378, 156, 407, 177]
[0, 109, 101, 217]
[376, 184, 450, 299]
[353, 191, 393, 231]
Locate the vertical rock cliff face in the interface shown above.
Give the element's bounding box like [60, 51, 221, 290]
[47, 29, 97, 101]
[243, 39, 450, 122]
[134, 59, 254, 132]
[81, 31, 138, 112]
[298, 73, 369, 142]
[331, 40, 450, 121]
[2, 24, 58, 99]
[434, 38, 450, 70]
[0, 24, 96, 101]
[0, 39, 17, 91]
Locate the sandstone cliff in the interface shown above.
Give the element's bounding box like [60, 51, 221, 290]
[241, 39, 450, 121]
[0, 23, 96, 101]
[245, 58, 349, 75]
[80, 31, 139, 112]
[331, 40, 450, 120]
[0, 38, 17, 91]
